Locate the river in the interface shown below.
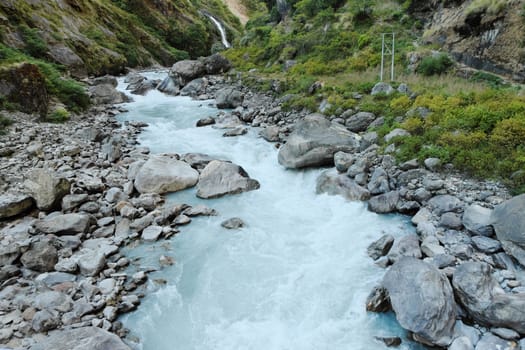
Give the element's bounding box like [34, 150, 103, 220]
[116, 73, 425, 350]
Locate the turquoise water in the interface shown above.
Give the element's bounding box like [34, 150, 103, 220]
[117, 75, 425, 350]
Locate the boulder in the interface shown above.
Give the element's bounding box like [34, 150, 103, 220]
[88, 84, 128, 105]
[452, 262, 525, 334]
[334, 151, 355, 173]
[491, 194, 525, 266]
[345, 112, 376, 132]
[180, 78, 207, 97]
[278, 114, 360, 169]
[30, 326, 131, 350]
[142, 225, 163, 241]
[368, 191, 400, 214]
[316, 171, 370, 201]
[21, 241, 58, 272]
[215, 88, 243, 109]
[367, 167, 390, 195]
[75, 249, 106, 277]
[384, 128, 410, 142]
[463, 204, 494, 236]
[367, 234, 395, 260]
[202, 53, 232, 74]
[34, 213, 90, 235]
[157, 76, 180, 95]
[387, 234, 422, 263]
[221, 217, 245, 229]
[48, 44, 87, 78]
[475, 333, 518, 350]
[0, 193, 33, 219]
[196, 160, 260, 199]
[24, 169, 71, 211]
[0, 244, 21, 266]
[259, 126, 281, 142]
[428, 195, 463, 215]
[134, 154, 199, 194]
[383, 257, 456, 347]
[169, 59, 205, 86]
[371, 82, 394, 95]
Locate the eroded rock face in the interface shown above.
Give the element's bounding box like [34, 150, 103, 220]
[196, 160, 260, 199]
[383, 257, 456, 347]
[278, 114, 361, 169]
[134, 155, 199, 194]
[491, 194, 525, 266]
[30, 326, 131, 350]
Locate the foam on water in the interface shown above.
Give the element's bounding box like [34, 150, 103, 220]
[116, 75, 426, 350]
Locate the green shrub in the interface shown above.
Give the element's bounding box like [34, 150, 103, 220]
[46, 108, 69, 123]
[19, 25, 48, 58]
[417, 54, 453, 76]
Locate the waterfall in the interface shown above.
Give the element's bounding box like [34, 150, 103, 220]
[276, 0, 290, 17]
[206, 14, 231, 49]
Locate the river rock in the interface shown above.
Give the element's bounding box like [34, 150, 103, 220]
[202, 53, 232, 74]
[449, 337, 474, 350]
[24, 169, 71, 211]
[196, 160, 260, 199]
[367, 167, 390, 195]
[0, 245, 21, 266]
[371, 82, 394, 95]
[196, 116, 215, 127]
[428, 195, 463, 215]
[134, 154, 199, 194]
[157, 76, 180, 95]
[472, 236, 502, 253]
[32, 309, 60, 332]
[89, 84, 128, 105]
[452, 262, 525, 334]
[61, 194, 89, 211]
[215, 88, 243, 109]
[75, 249, 106, 277]
[440, 212, 463, 229]
[475, 333, 518, 350]
[334, 151, 355, 172]
[462, 204, 494, 236]
[223, 126, 247, 137]
[368, 191, 400, 214]
[382, 257, 456, 347]
[278, 114, 360, 169]
[180, 77, 207, 97]
[221, 217, 245, 229]
[491, 194, 525, 266]
[0, 193, 33, 219]
[142, 225, 163, 241]
[34, 291, 73, 313]
[21, 240, 58, 272]
[366, 286, 391, 312]
[384, 128, 410, 142]
[30, 326, 131, 350]
[367, 234, 395, 260]
[345, 112, 376, 132]
[169, 60, 205, 86]
[316, 171, 370, 201]
[34, 213, 90, 235]
[387, 234, 422, 263]
[259, 126, 281, 142]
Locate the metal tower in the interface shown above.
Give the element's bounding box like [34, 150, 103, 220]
[380, 33, 395, 81]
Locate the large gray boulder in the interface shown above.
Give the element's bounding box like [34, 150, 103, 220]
[368, 191, 400, 214]
[428, 195, 463, 215]
[383, 257, 456, 347]
[0, 193, 33, 219]
[215, 88, 243, 109]
[21, 241, 58, 272]
[278, 114, 361, 169]
[196, 160, 260, 199]
[345, 112, 376, 132]
[30, 326, 131, 350]
[157, 76, 180, 96]
[169, 59, 205, 86]
[202, 53, 232, 74]
[134, 155, 199, 194]
[48, 44, 87, 78]
[34, 213, 90, 236]
[452, 262, 525, 334]
[24, 169, 71, 211]
[491, 194, 525, 266]
[463, 204, 494, 236]
[88, 84, 128, 105]
[315, 170, 370, 201]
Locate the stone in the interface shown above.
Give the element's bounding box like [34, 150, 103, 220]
[367, 234, 395, 260]
[491, 194, 525, 266]
[440, 212, 463, 229]
[21, 241, 58, 272]
[32, 310, 60, 332]
[89, 84, 128, 105]
[360, 131, 378, 151]
[384, 128, 410, 143]
[103, 306, 118, 321]
[422, 177, 444, 191]
[221, 217, 245, 229]
[424, 157, 441, 171]
[345, 112, 376, 132]
[421, 235, 446, 257]
[412, 207, 432, 226]
[61, 194, 89, 211]
[259, 126, 281, 142]
[400, 158, 419, 170]
[452, 262, 525, 334]
[414, 188, 432, 203]
[371, 82, 394, 95]
[333, 152, 355, 173]
[183, 205, 218, 217]
[367, 167, 390, 195]
[196, 160, 260, 199]
[490, 328, 520, 340]
[180, 77, 207, 97]
[387, 234, 422, 263]
[215, 88, 243, 109]
[428, 195, 463, 215]
[36, 272, 76, 288]
[0, 244, 20, 266]
[142, 225, 163, 241]
[169, 59, 205, 86]
[0, 193, 33, 219]
[278, 114, 360, 169]
[202, 53, 232, 74]
[375, 337, 402, 347]
[223, 126, 247, 137]
[34, 213, 90, 235]
[196, 116, 215, 127]
[366, 285, 391, 312]
[472, 236, 502, 254]
[24, 169, 71, 211]
[34, 291, 73, 312]
[30, 326, 131, 350]
[157, 76, 180, 96]
[475, 333, 518, 350]
[383, 257, 456, 347]
[316, 171, 370, 201]
[75, 249, 106, 277]
[368, 191, 400, 214]
[134, 154, 199, 194]
[449, 336, 474, 350]
[101, 136, 122, 162]
[463, 204, 494, 237]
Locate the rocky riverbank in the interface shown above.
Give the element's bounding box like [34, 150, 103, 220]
[1, 54, 524, 349]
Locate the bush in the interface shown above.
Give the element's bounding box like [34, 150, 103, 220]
[19, 25, 48, 58]
[46, 108, 69, 123]
[417, 54, 453, 76]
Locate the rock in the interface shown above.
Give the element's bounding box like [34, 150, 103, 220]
[142, 225, 163, 241]
[21, 241, 58, 272]
[278, 114, 360, 169]
[387, 234, 422, 263]
[103, 306, 118, 321]
[491, 328, 520, 340]
[157, 76, 180, 95]
[366, 285, 391, 312]
[169, 59, 205, 86]
[345, 112, 376, 132]
[196, 160, 260, 199]
[449, 336, 474, 350]
[34, 291, 73, 312]
[75, 249, 106, 277]
[101, 136, 122, 162]
[334, 152, 355, 172]
[316, 171, 370, 201]
[88, 84, 128, 105]
[360, 131, 379, 151]
[134, 154, 199, 194]
[491, 194, 525, 266]
[24, 169, 71, 211]
[474, 333, 518, 350]
[421, 235, 446, 257]
[400, 159, 419, 171]
[367, 167, 390, 195]
[215, 88, 243, 109]
[34, 213, 90, 235]
[428, 195, 463, 215]
[32, 310, 60, 332]
[371, 82, 394, 95]
[183, 205, 218, 217]
[440, 212, 463, 229]
[61, 194, 89, 211]
[221, 217, 245, 229]
[30, 326, 131, 350]
[383, 257, 456, 347]
[0, 193, 33, 219]
[452, 262, 525, 334]
[412, 207, 432, 226]
[202, 53, 232, 74]
[375, 337, 402, 347]
[384, 128, 410, 143]
[196, 116, 215, 127]
[259, 126, 281, 142]
[368, 191, 400, 214]
[0, 244, 20, 267]
[367, 234, 395, 260]
[472, 236, 502, 253]
[223, 126, 247, 137]
[180, 77, 207, 97]
[424, 157, 442, 171]
[463, 204, 494, 236]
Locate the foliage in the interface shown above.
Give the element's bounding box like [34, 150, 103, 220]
[417, 53, 453, 76]
[465, 0, 507, 15]
[0, 113, 13, 135]
[46, 108, 70, 123]
[18, 24, 48, 58]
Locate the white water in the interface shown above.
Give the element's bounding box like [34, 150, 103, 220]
[207, 15, 231, 49]
[117, 74, 425, 350]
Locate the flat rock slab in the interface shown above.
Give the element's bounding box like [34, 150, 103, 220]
[34, 213, 90, 236]
[196, 160, 260, 199]
[0, 193, 33, 219]
[30, 326, 131, 350]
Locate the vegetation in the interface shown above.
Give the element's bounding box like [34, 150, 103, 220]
[0, 113, 12, 135]
[46, 108, 70, 123]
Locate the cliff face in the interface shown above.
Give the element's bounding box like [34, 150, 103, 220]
[410, 0, 525, 81]
[0, 0, 241, 77]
